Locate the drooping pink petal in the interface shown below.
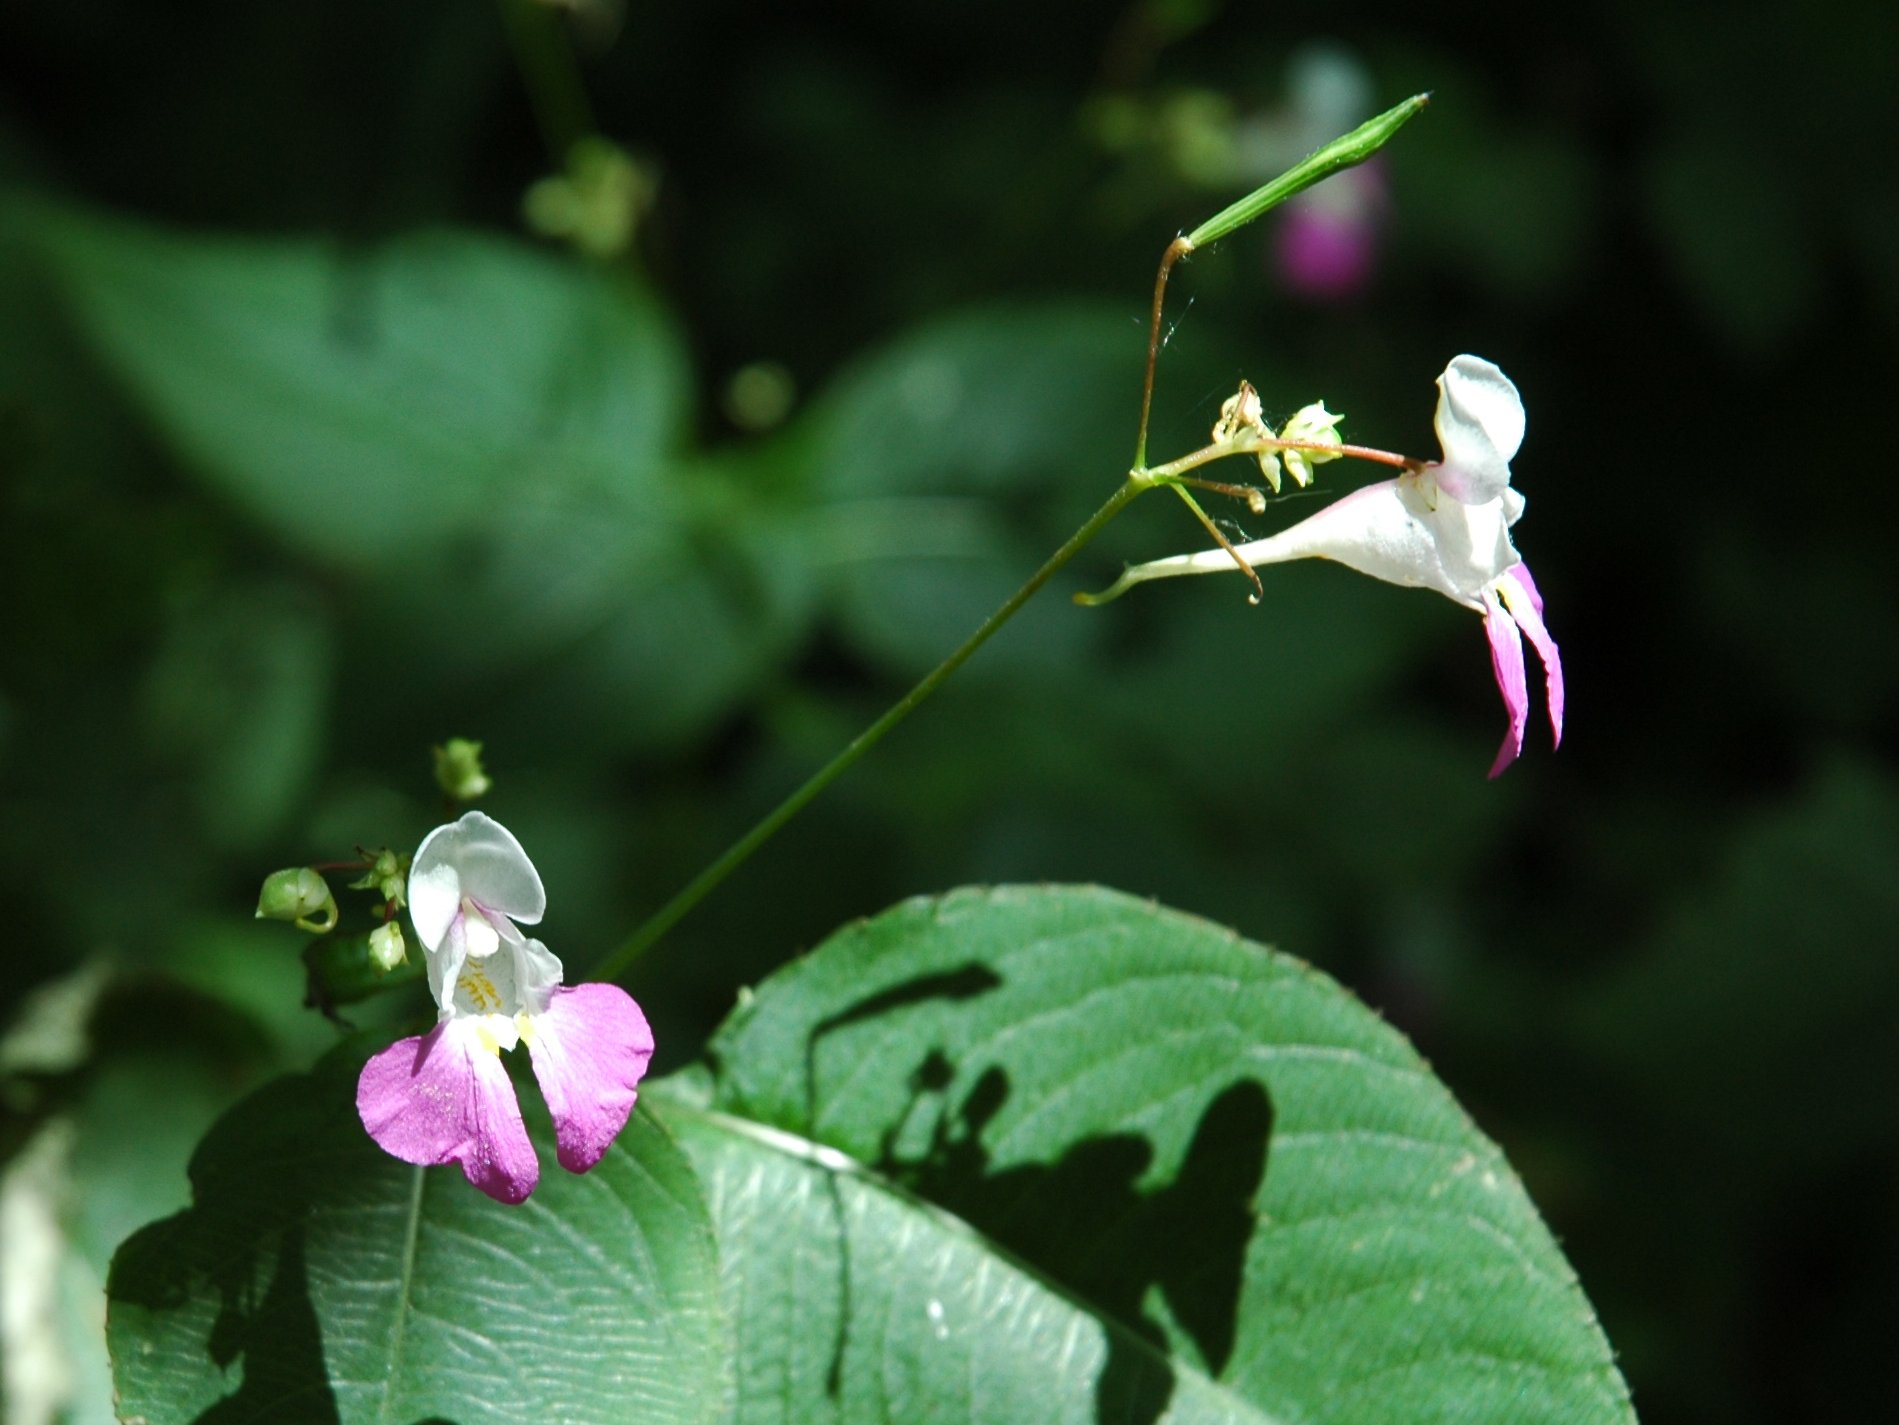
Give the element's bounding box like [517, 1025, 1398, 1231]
[1497, 563, 1563, 749]
[526, 984, 654, 1174]
[357, 1022, 539, 1204]
[1483, 590, 1529, 779]
[1502, 558, 1544, 614]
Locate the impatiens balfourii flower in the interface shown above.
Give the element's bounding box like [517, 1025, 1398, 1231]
[1120, 355, 1563, 777]
[356, 811, 653, 1203]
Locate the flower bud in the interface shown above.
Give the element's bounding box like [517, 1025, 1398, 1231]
[433, 738, 492, 802]
[1211, 381, 1266, 445]
[255, 868, 338, 933]
[367, 922, 407, 972]
[1279, 400, 1344, 487]
[522, 138, 653, 260]
[1211, 381, 1284, 493]
[349, 849, 407, 907]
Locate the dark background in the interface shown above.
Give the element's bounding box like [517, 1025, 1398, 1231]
[3, 2, 1895, 1421]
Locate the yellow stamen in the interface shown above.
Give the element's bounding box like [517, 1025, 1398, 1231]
[458, 967, 502, 1014]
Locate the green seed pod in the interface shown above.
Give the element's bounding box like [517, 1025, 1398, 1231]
[255, 867, 338, 933]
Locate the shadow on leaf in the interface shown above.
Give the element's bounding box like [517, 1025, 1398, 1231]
[107, 1051, 375, 1425]
[801, 964, 1272, 1425]
[889, 1066, 1272, 1422]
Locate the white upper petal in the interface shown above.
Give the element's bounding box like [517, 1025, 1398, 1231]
[462, 909, 500, 961]
[407, 843, 464, 956]
[1431, 355, 1524, 506]
[512, 937, 566, 1020]
[427, 912, 468, 1017]
[408, 812, 546, 957]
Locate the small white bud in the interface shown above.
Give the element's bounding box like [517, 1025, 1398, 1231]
[368, 922, 407, 972]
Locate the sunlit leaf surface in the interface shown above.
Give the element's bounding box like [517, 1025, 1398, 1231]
[660, 885, 1634, 1425]
[108, 1048, 726, 1425]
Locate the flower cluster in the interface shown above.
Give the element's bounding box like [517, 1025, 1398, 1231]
[356, 812, 653, 1203]
[1125, 355, 1563, 776]
[1209, 382, 1344, 496]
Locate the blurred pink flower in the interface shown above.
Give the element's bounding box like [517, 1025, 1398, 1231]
[1275, 161, 1386, 300]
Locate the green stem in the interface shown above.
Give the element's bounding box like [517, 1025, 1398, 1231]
[497, 0, 597, 163]
[595, 474, 1153, 981]
[1146, 437, 1416, 484]
[1166, 484, 1261, 601]
[1132, 95, 1427, 471]
[1133, 236, 1193, 471]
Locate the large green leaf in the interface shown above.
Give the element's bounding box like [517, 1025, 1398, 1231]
[107, 1045, 727, 1425]
[658, 1100, 1264, 1425]
[27, 203, 818, 750]
[665, 884, 1631, 1425]
[791, 302, 1152, 679]
[29, 206, 690, 571]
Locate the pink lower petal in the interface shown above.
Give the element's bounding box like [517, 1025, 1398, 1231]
[1502, 559, 1545, 615]
[1483, 591, 1529, 779]
[1499, 563, 1563, 748]
[526, 984, 654, 1174]
[357, 1024, 539, 1204]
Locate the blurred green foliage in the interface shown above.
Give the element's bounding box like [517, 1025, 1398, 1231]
[2, 1, 1894, 1422]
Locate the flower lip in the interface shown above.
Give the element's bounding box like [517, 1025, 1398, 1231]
[357, 1019, 540, 1204]
[408, 810, 547, 956]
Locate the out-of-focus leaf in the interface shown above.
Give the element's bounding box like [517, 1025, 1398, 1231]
[141, 579, 330, 850]
[1642, 123, 1820, 352]
[2, 1123, 115, 1425]
[29, 201, 821, 752]
[107, 1046, 727, 1425]
[805, 302, 1143, 502]
[1388, 68, 1596, 302]
[162, 919, 352, 1065]
[0, 962, 112, 1079]
[794, 302, 1144, 676]
[1096, 557, 1453, 777]
[1576, 756, 1899, 1177]
[2, 968, 287, 1425]
[466, 458, 822, 753]
[661, 884, 1632, 1425]
[28, 206, 691, 570]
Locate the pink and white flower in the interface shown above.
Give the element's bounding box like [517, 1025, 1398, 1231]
[1120, 355, 1564, 776]
[357, 811, 653, 1203]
